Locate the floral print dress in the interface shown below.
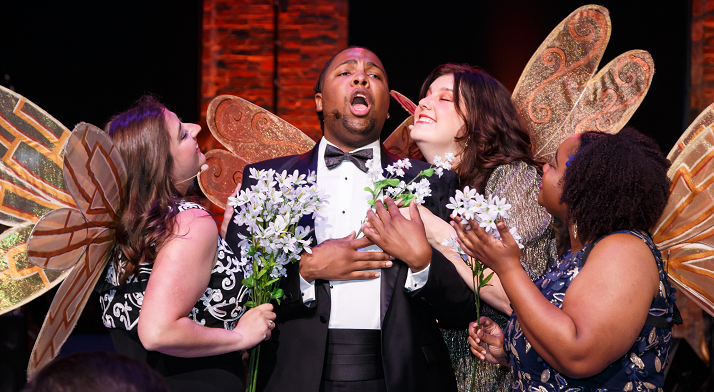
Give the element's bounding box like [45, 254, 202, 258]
[504, 230, 676, 392]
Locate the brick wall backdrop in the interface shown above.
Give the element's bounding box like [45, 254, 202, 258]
[200, 0, 348, 152]
[676, 0, 710, 363]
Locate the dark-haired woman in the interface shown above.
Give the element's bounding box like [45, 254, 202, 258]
[409, 64, 557, 391]
[460, 129, 677, 391]
[97, 97, 275, 392]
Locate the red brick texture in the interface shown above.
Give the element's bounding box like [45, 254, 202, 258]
[200, 0, 348, 151]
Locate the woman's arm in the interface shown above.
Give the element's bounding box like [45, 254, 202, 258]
[455, 221, 660, 378]
[400, 205, 511, 315]
[138, 208, 275, 357]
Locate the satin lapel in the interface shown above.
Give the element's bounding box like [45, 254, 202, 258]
[291, 143, 332, 296]
[380, 145, 401, 325]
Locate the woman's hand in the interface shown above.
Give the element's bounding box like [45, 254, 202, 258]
[233, 303, 276, 349]
[468, 317, 509, 367]
[451, 217, 521, 276]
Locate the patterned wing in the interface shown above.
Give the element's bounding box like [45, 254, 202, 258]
[26, 123, 126, 376]
[384, 90, 423, 160]
[384, 116, 423, 161]
[536, 50, 655, 161]
[652, 110, 714, 317]
[199, 95, 315, 207]
[0, 86, 76, 315]
[512, 5, 611, 160]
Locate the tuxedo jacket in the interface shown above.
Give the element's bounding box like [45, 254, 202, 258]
[225, 143, 477, 392]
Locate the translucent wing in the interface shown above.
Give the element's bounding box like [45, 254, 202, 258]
[26, 123, 126, 377]
[0, 86, 75, 315]
[198, 95, 315, 208]
[384, 91, 422, 160]
[512, 5, 610, 160]
[652, 104, 714, 317]
[535, 50, 655, 161]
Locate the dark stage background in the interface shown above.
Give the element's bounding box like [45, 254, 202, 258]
[351, 1, 690, 154]
[0, 0, 203, 129]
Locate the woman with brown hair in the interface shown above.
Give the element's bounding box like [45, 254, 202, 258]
[97, 96, 275, 391]
[393, 64, 556, 391]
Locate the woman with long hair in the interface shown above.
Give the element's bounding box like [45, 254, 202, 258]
[97, 96, 275, 391]
[367, 64, 557, 391]
[463, 129, 676, 390]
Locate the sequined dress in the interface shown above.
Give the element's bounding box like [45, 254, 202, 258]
[505, 230, 676, 391]
[442, 161, 557, 392]
[98, 202, 249, 391]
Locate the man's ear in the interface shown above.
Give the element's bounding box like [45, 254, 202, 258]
[315, 93, 323, 112]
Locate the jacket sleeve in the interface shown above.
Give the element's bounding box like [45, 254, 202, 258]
[408, 246, 477, 330]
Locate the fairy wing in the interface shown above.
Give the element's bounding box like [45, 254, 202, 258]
[0, 86, 75, 315]
[198, 95, 315, 208]
[651, 104, 714, 317]
[26, 122, 126, 376]
[512, 5, 610, 160]
[534, 50, 655, 161]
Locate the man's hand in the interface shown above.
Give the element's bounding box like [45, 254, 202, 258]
[363, 198, 432, 272]
[299, 232, 393, 283]
[469, 317, 509, 367]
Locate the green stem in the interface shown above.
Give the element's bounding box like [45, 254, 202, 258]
[471, 262, 480, 392]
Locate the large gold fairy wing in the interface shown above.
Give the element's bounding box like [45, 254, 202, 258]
[383, 91, 423, 160]
[26, 123, 126, 377]
[0, 86, 75, 315]
[512, 5, 611, 160]
[535, 50, 654, 161]
[651, 104, 714, 317]
[198, 95, 315, 208]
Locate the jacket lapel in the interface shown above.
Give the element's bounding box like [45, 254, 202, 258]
[380, 146, 401, 325]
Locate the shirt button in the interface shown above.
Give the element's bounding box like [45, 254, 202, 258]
[342, 211, 345, 214]
[345, 177, 348, 180]
[320, 315, 327, 323]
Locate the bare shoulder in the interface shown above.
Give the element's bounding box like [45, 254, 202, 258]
[583, 232, 659, 295]
[173, 207, 218, 239]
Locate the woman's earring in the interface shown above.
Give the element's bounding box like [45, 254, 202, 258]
[572, 222, 578, 240]
[387, 113, 390, 119]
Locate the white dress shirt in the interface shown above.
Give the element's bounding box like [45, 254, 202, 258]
[299, 138, 430, 329]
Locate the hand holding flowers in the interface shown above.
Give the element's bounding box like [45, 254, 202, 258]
[227, 167, 327, 392]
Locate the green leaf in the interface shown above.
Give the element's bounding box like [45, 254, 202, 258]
[364, 186, 374, 194]
[384, 178, 400, 187]
[265, 277, 279, 287]
[244, 301, 255, 308]
[275, 298, 281, 306]
[421, 168, 434, 177]
[482, 271, 494, 286]
[367, 199, 375, 207]
[256, 267, 268, 280]
[271, 288, 284, 299]
[242, 276, 254, 287]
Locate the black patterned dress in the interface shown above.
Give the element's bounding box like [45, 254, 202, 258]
[98, 202, 249, 392]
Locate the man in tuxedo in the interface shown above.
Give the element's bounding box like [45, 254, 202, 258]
[225, 47, 476, 392]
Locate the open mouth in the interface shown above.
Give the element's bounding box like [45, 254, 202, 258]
[350, 92, 370, 116]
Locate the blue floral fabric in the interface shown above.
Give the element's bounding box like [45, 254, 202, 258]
[504, 230, 676, 392]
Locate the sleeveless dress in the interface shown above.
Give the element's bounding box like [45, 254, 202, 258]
[504, 230, 677, 391]
[442, 162, 557, 392]
[98, 201, 249, 392]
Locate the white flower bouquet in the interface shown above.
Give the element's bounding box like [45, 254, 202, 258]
[228, 167, 327, 392]
[442, 187, 523, 392]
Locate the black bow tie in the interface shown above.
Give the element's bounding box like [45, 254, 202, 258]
[324, 144, 373, 172]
